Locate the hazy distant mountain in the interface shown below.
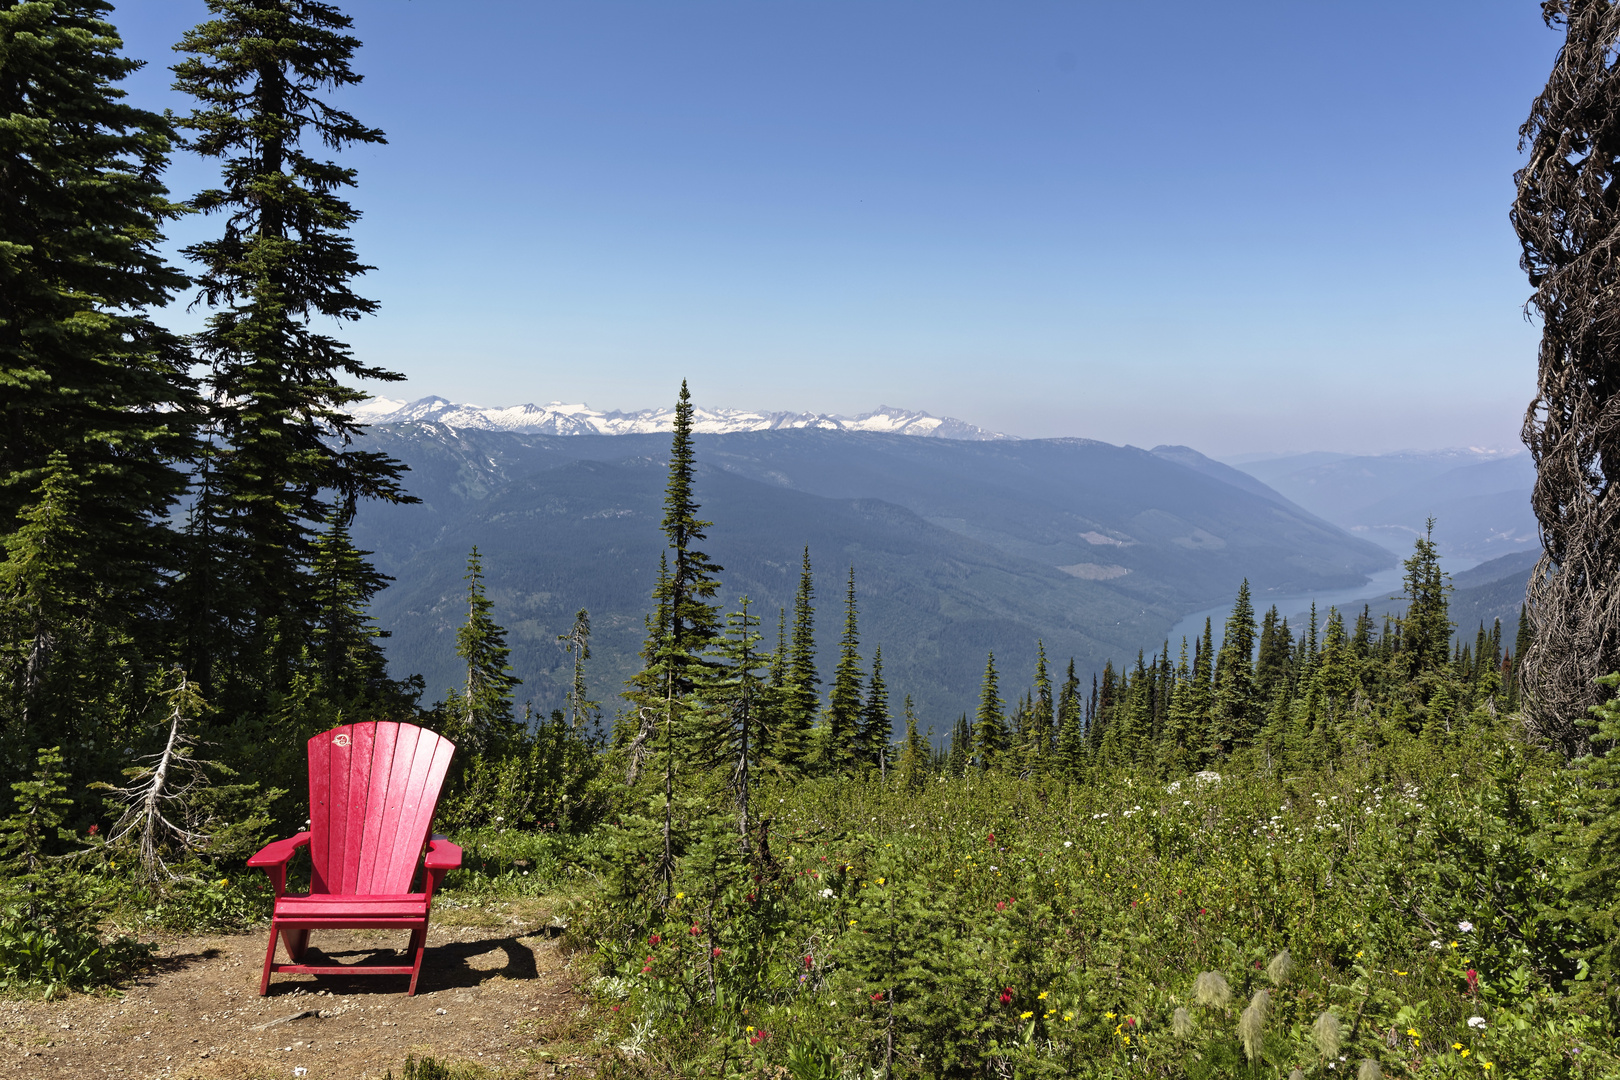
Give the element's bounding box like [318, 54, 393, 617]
[353, 395, 1012, 441]
[1233, 449, 1536, 560]
[352, 424, 1390, 728]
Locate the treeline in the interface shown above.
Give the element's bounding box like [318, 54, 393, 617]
[935, 531, 1524, 781]
[612, 395, 1522, 796]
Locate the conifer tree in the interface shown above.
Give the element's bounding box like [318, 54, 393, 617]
[1161, 638, 1198, 777]
[557, 608, 598, 734]
[776, 548, 819, 771]
[0, 454, 134, 762]
[0, 0, 198, 622]
[1055, 659, 1084, 779]
[895, 694, 928, 787]
[445, 547, 519, 757]
[858, 645, 890, 775]
[1210, 580, 1258, 755]
[971, 652, 1005, 767]
[824, 567, 864, 773]
[305, 514, 395, 702]
[1399, 521, 1452, 676]
[708, 599, 768, 841]
[1030, 642, 1054, 766]
[172, 0, 413, 707]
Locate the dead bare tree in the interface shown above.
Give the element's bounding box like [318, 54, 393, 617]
[1511, 0, 1620, 752]
[99, 672, 213, 881]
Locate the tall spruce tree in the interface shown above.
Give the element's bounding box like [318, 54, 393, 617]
[824, 566, 863, 773]
[172, 0, 412, 708]
[776, 547, 818, 772]
[1210, 580, 1258, 755]
[1055, 658, 1084, 778]
[971, 652, 1005, 767]
[858, 644, 890, 774]
[0, 0, 197, 608]
[445, 547, 519, 757]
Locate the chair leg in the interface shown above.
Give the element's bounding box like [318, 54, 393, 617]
[280, 926, 310, 961]
[406, 924, 428, 996]
[260, 922, 280, 995]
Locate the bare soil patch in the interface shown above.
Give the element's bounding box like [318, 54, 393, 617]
[0, 902, 599, 1079]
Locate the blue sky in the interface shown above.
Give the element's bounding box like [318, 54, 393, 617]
[112, 1, 1554, 456]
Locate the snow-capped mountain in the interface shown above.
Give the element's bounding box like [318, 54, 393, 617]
[351, 396, 1014, 441]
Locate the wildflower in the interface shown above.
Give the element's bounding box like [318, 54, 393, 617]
[804, 954, 814, 968]
[872, 992, 885, 1002]
[1064, 840, 1073, 847]
[1238, 990, 1270, 1061]
[848, 919, 856, 926]
[996, 901, 1006, 911]
[1021, 1011, 1034, 1019]
[689, 925, 702, 936]
[1192, 970, 1232, 1008]
[999, 988, 1015, 1005]
[1063, 1013, 1073, 1021]
[876, 877, 885, 885]
[1450, 941, 1460, 949]
[1037, 991, 1049, 1000]
[1357, 1061, 1383, 1080]
[1105, 1011, 1116, 1019]
[87, 824, 98, 836]
[1267, 949, 1293, 985]
[1172, 1006, 1194, 1038]
[712, 947, 721, 957]
[649, 934, 660, 945]
[1453, 1043, 1463, 1051]
[1460, 1050, 1470, 1058]
[1430, 940, 1443, 950]
[1467, 1016, 1487, 1030]
[1458, 920, 1474, 932]
[1466, 968, 1479, 994]
[675, 892, 685, 900]
[1481, 1062, 1494, 1070]
[1313, 1011, 1342, 1059]
[819, 888, 834, 899]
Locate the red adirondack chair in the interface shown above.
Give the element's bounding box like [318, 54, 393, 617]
[248, 721, 461, 995]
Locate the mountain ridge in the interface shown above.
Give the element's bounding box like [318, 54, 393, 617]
[354, 395, 1013, 441]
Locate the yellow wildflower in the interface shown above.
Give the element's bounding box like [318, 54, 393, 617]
[1037, 991, 1049, 1000]
[1021, 1011, 1034, 1019]
[1105, 1011, 1117, 1019]
[675, 892, 685, 900]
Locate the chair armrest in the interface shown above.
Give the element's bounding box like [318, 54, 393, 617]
[248, 831, 311, 868]
[425, 835, 462, 871]
[423, 835, 461, 903]
[247, 832, 310, 898]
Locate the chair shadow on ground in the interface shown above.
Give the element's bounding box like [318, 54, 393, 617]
[263, 927, 562, 996]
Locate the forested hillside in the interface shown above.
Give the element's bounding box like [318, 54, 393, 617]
[349, 422, 1390, 722]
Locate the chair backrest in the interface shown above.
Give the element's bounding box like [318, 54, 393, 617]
[306, 721, 456, 896]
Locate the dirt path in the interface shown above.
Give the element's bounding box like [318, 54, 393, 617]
[0, 906, 598, 1079]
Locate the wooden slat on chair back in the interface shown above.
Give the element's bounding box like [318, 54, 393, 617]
[307, 722, 456, 896]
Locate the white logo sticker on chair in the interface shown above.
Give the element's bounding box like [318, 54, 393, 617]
[333, 733, 350, 746]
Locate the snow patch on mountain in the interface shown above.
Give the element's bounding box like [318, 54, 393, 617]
[352, 396, 1013, 441]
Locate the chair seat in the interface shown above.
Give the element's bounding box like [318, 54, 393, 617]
[274, 892, 430, 922]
